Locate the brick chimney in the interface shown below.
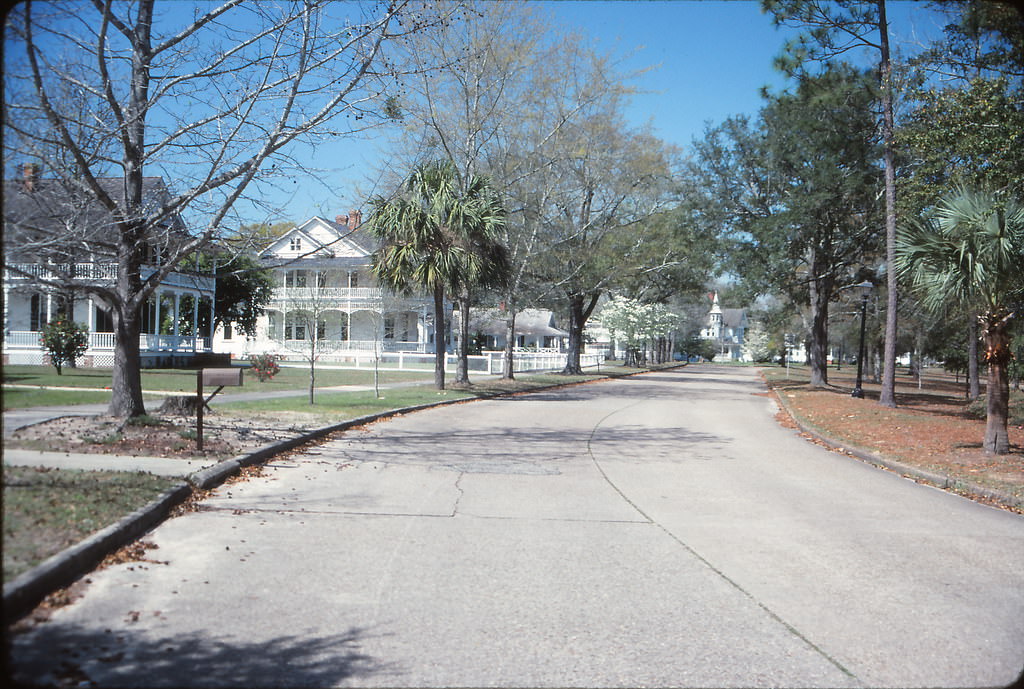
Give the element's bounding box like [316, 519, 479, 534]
[22, 163, 40, 192]
[348, 209, 362, 229]
[335, 214, 349, 227]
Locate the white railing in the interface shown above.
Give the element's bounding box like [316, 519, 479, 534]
[260, 343, 601, 374]
[4, 331, 42, 347]
[482, 351, 603, 374]
[140, 334, 212, 352]
[270, 287, 384, 302]
[4, 330, 211, 353]
[92, 332, 117, 349]
[6, 262, 214, 292]
[267, 288, 432, 311]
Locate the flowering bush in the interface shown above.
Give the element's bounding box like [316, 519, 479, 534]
[248, 353, 281, 382]
[40, 319, 89, 375]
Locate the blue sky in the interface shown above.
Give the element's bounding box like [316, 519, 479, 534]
[545, 1, 946, 151]
[258, 0, 950, 224]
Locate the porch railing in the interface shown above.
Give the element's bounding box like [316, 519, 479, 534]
[4, 331, 211, 353]
[5, 263, 215, 292]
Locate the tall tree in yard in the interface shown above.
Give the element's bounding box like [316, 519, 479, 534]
[368, 160, 507, 390]
[690, 66, 882, 388]
[765, 0, 901, 406]
[3, 0, 426, 417]
[390, 1, 624, 381]
[897, 188, 1024, 454]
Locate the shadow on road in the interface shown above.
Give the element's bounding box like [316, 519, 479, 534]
[7, 623, 396, 688]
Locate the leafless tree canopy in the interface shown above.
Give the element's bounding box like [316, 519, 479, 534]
[2, 0, 443, 416]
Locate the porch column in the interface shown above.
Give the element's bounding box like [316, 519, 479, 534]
[192, 293, 200, 351]
[208, 297, 215, 348]
[46, 293, 53, 324]
[87, 297, 95, 347]
[2, 282, 9, 334]
[154, 290, 162, 343]
[173, 292, 181, 338]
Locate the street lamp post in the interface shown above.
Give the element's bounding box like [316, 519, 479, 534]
[851, 280, 873, 399]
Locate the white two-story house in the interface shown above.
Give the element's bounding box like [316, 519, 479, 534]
[3, 165, 217, 368]
[700, 292, 749, 362]
[216, 213, 445, 361]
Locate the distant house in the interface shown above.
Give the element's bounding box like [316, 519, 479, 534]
[455, 308, 568, 352]
[215, 213, 443, 360]
[3, 164, 216, 368]
[700, 293, 748, 361]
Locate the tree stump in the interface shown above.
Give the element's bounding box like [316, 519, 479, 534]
[157, 395, 203, 416]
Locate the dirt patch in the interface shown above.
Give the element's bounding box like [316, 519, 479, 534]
[5, 411, 331, 460]
[763, 369, 1024, 510]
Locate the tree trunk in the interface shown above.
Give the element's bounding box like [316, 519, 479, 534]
[560, 293, 599, 375]
[807, 253, 829, 387]
[455, 291, 470, 385]
[309, 355, 315, 405]
[565, 292, 589, 372]
[502, 309, 517, 380]
[982, 312, 1012, 454]
[968, 315, 980, 400]
[878, 0, 899, 409]
[433, 283, 446, 390]
[109, 307, 147, 417]
[562, 294, 586, 375]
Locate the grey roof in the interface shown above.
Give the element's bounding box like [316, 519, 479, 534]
[467, 308, 568, 338]
[721, 308, 747, 328]
[258, 216, 379, 261]
[3, 175, 187, 262]
[319, 216, 379, 254]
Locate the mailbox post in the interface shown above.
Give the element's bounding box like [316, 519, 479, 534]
[196, 368, 244, 451]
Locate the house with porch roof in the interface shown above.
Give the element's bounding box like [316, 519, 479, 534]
[215, 213, 444, 360]
[2, 165, 217, 368]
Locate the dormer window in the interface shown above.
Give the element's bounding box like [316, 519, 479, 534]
[290, 237, 302, 251]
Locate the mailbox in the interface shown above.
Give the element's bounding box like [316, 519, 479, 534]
[202, 367, 243, 387]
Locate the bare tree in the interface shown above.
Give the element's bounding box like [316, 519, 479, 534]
[3, 0, 437, 417]
[388, 2, 635, 380]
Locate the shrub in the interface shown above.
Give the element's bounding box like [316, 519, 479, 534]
[248, 353, 281, 382]
[40, 319, 89, 375]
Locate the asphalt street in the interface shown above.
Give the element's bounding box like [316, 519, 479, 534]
[7, 366, 1024, 687]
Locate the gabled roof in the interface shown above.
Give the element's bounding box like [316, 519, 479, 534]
[259, 215, 378, 263]
[3, 175, 188, 262]
[721, 308, 747, 328]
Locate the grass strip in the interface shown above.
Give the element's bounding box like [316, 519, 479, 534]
[215, 371, 610, 416]
[3, 466, 178, 582]
[1, 364, 433, 399]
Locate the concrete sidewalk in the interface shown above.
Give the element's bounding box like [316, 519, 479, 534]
[3, 448, 219, 477]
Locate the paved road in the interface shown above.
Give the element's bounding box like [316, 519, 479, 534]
[8, 366, 1024, 687]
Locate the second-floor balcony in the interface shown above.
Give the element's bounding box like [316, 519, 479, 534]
[268, 287, 431, 311]
[5, 262, 215, 292]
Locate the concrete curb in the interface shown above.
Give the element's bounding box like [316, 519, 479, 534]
[769, 385, 1023, 512]
[4, 365, 684, 625]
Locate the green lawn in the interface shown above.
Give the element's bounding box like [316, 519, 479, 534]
[216, 370, 625, 416]
[1, 364, 434, 409]
[3, 466, 178, 582]
[2, 388, 114, 409]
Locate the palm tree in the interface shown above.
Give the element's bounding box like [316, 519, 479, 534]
[368, 160, 508, 390]
[897, 188, 1024, 454]
[452, 180, 509, 385]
